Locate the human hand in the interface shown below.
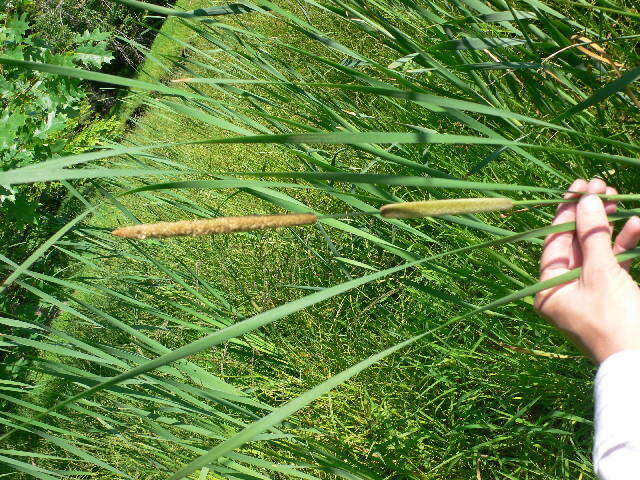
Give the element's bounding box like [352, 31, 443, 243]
[535, 178, 640, 364]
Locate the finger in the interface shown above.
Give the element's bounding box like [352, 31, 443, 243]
[613, 216, 640, 271]
[604, 186, 617, 217]
[575, 178, 612, 267]
[571, 179, 610, 271]
[604, 186, 617, 235]
[570, 233, 582, 269]
[576, 193, 617, 280]
[586, 177, 608, 196]
[540, 179, 587, 281]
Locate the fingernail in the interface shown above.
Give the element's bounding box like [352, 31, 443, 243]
[579, 194, 602, 211]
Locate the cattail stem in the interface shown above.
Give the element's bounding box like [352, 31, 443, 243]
[513, 193, 640, 206]
[112, 213, 318, 239]
[511, 199, 567, 206]
[318, 211, 380, 219]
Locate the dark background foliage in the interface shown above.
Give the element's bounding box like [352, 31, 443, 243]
[0, 0, 170, 396]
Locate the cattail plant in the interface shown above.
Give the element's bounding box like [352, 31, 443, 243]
[112, 198, 517, 239]
[380, 198, 514, 219]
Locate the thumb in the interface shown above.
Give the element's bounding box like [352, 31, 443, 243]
[576, 194, 617, 279]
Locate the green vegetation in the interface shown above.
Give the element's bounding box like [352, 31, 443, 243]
[1, 0, 639, 479]
[21, 0, 172, 78]
[0, 12, 112, 218]
[0, 12, 117, 366]
[112, 0, 208, 121]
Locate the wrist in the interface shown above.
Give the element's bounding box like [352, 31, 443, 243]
[594, 344, 640, 365]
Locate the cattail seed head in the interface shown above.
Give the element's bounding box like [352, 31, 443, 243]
[380, 197, 513, 219]
[112, 213, 318, 239]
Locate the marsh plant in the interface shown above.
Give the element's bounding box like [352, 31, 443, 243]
[0, 0, 639, 478]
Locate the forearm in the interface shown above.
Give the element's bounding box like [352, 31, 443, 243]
[593, 350, 640, 479]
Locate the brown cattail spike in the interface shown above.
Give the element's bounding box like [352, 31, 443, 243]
[112, 213, 318, 239]
[380, 197, 513, 219]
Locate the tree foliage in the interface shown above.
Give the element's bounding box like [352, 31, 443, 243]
[0, 12, 112, 227]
